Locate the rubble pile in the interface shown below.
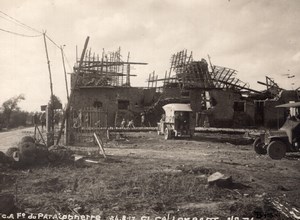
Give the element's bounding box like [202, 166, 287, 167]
[3, 136, 74, 167]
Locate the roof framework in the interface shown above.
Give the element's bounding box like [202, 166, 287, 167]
[148, 50, 260, 94]
[74, 47, 147, 87]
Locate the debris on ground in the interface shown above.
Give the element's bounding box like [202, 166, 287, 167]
[18, 141, 37, 165]
[176, 165, 212, 174]
[0, 194, 16, 214]
[48, 145, 73, 163]
[32, 177, 65, 193]
[0, 151, 14, 166]
[0, 173, 16, 188]
[0, 131, 299, 217]
[20, 135, 35, 143]
[267, 196, 300, 220]
[207, 171, 233, 188]
[162, 168, 183, 174]
[3, 136, 76, 167]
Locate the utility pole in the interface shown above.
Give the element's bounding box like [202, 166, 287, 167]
[60, 46, 69, 101]
[43, 32, 55, 146]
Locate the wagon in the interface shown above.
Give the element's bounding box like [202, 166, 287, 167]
[157, 103, 195, 140]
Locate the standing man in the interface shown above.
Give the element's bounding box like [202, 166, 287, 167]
[40, 112, 46, 132]
[121, 118, 126, 128]
[127, 119, 135, 128]
[141, 113, 145, 127]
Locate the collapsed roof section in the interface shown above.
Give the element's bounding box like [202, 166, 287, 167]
[257, 76, 283, 96]
[74, 47, 147, 88]
[148, 49, 260, 94]
[210, 65, 250, 93]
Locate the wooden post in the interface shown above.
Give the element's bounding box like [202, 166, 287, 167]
[114, 111, 118, 128]
[106, 110, 108, 129]
[106, 129, 110, 140]
[93, 133, 106, 158]
[43, 32, 55, 145]
[164, 71, 167, 86]
[60, 46, 69, 101]
[148, 73, 151, 88]
[56, 36, 90, 145]
[76, 45, 78, 62]
[152, 71, 155, 87]
[126, 52, 130, 86]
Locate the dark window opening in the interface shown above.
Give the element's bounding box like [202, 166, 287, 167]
[210, 97, 217, 107]
[234, 101, 245, 112]
[93, 101, 103, 108]
[254, 101, 264, 126]
[118, 100, 129, 110]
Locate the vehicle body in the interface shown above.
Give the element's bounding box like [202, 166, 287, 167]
[253, 101, 300, 159]
[157, 103, 195, 140]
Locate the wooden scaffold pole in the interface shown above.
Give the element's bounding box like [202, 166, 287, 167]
[56, 36, 90, 145]
[60, 46, 70, 101]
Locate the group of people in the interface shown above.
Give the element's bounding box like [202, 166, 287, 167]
[120, 118, 135, 128]
[33, 112, 46, 131]
[120, 113, 146, 128]
[33, 111, 61, 132]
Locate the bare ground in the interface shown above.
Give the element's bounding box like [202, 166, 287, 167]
[1, 131, 300, 219]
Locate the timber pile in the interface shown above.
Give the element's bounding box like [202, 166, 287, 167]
[195, 127, 258, 134]
[268, 197, 300, 220]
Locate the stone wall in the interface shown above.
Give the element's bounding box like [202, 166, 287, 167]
[71, 87, 156, 127]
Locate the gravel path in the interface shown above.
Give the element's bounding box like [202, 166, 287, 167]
[0, 126, 36, 152]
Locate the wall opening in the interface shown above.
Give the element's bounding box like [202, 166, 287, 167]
[234, 101, 245, 112]
[93, 101, 103, 108]
[118, 100, 130, 110]
[254, 101, 264, 126]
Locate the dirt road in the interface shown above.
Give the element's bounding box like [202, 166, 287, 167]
[0, 126, 36, 152]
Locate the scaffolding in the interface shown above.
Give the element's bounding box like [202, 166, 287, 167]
[74, 47, 147, 87]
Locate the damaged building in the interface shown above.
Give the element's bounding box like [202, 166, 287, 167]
[66, 47, 299, 145]
[67, 48, 157, 144]
[147, 50, 300, 129]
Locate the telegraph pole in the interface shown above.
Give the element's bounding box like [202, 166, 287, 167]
[43, 31, 55, 146]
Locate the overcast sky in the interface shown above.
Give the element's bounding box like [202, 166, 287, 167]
[0, 0, 300, 112]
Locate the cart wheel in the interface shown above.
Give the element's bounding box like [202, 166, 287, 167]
[164, 128, 172, 140]
[267, 141, 286, 160]
[253, 137, 267, 155]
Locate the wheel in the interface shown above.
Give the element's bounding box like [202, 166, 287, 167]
[253, 137, 267, 155]
[164, 128, 172, 140]
[267, 141, 286, 160]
